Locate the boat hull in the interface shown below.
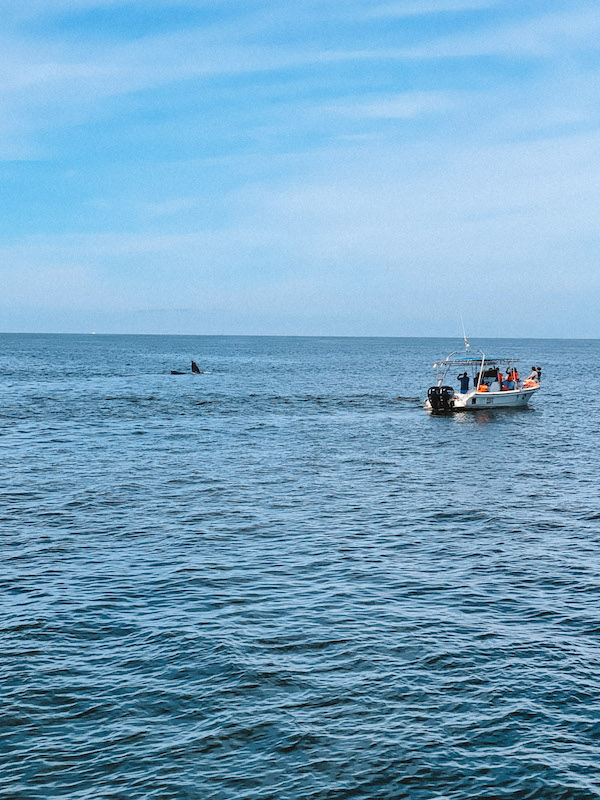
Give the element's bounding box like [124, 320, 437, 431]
[425, 385, 539, 411]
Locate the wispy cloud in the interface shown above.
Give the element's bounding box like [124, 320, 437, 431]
[141, 198, 199, 217]
[345, 0, 496, 20]
[402, 4, 600, 58]
[5, 126, 600, 301]
[2, 0, 600, 334]
[0, 2, 597, 140]
[323, 91, 455, 119]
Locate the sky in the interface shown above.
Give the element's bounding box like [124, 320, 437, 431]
[1, 0, 599, 337]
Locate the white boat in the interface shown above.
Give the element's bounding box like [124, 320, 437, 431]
[425, 341, 541, 412]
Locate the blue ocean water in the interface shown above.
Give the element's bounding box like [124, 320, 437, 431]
[2, 333, 600, 800]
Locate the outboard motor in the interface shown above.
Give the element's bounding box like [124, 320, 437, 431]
[427, 385, 455, 412]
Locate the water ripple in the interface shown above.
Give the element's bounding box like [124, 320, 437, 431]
[1, 334, 600, 799]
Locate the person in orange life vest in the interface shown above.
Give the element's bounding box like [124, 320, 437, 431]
[499, 370, 510, 390]
[506, 367, 518, 389]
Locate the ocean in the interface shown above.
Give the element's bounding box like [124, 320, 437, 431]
[2, 333, 600, 799]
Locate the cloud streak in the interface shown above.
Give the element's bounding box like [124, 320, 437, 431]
[2, 0, 600, 334]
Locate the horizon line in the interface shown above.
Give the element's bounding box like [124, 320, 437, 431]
[0, 331, 596, 341]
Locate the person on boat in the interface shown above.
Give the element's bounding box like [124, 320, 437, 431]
[457, 372, 470, 393]
[526, 366, 541, 383]
[506, 367, 518, 389]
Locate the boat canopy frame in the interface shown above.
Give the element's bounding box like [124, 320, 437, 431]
[434, 356, 521, 367]
[433, 348, 521, 391]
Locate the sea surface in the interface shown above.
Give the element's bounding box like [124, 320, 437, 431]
[2, 333, 600, 800]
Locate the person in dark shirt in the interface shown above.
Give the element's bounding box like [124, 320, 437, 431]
[457, 371, 470, 393]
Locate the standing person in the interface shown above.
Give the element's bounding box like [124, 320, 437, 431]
[457, 371, 470, 393]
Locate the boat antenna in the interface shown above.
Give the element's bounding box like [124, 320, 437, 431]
[460, 315, 470, 350]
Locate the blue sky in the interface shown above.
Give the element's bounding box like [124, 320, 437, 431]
[2, 0, 600, 336]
